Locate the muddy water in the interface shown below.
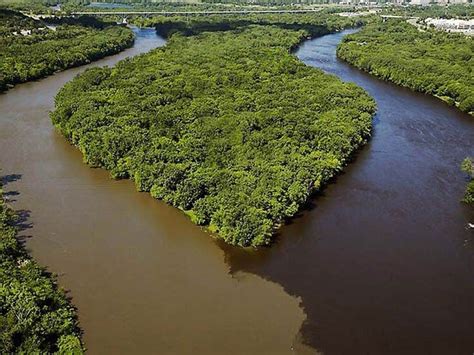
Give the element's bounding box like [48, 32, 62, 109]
[222, 30, 474, 354]
[2, 26, 474, 355]
[0, 28, 306, 354]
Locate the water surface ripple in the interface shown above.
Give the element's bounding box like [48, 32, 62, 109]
[222, 29, 474, 355]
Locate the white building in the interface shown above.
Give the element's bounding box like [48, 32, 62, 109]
[425, 18, 474, 35]
[410, 0, 430, 5]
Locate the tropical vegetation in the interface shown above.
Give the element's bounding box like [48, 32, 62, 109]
[0, 9, 134, 91]
[51, 25, 375, 247]
[0, 179, 83, 353]
[337, 20, 474, 116]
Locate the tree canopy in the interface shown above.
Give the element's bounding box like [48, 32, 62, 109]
[0, 182, 83, 353]
[461, 157, 474, 204]
[130, 11, 367, 37]
[337, 20, 474, 116]
[0, 9, 134, 92]
[52, 25, 375, 247]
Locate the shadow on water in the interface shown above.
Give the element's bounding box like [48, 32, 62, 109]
[0, 28, 309, 354]
[220, 30, 474, 355]
[2, 173, 33, 239]
[4, 190, 20, 199]
[14, 209, 33, 234]
[1, 177, 83, 334]
[1, 173, 22, 185]
[277, 141, 373, 232]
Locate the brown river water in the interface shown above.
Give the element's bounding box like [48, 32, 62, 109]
[1, 28, 473, 354]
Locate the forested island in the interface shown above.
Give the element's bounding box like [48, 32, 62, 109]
[0, 9, 134, 92]
[51, 23, 375, 247]
[337, 20, 473, 116]
[0, 181, 83, 353]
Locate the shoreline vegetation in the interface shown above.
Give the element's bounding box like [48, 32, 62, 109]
[51, 17, 375, 247]
[0, 180, 83, 353]
[336, 20, 473, 117]
[461, 158, 474, 204]
[130, 12, 368, 37]
[0, 9, 134, 92]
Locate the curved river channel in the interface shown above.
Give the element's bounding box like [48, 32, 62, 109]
[1, 28, 473, 354]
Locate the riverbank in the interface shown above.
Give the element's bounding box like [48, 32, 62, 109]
[51, 24, 375, 247]
[0, 181, 83, 353]
[0, 27, 310, 353]
[227, 29, 474, 354]
[337, 20, 474, 117]
[1, 20, 472, 355]
[0, 9, 134, 92]
[461, 157, 474, 204]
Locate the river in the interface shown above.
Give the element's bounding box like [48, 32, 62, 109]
[0, 28, 306, 354]
[223, 29, 474, 354]
[0, 27, 473, 354]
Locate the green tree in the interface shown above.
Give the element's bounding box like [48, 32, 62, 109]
[51, 24, 375, 247]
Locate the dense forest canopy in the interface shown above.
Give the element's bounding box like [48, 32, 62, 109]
[8, 0, 367, 7]
[337, 20, 474, 116]
[140, 11, 367, 37]
[0, 0, 53, 11]
[0, 9, 134, 91]
[0, 181, 83, 353]
[0, 8, 41, 32]
[52, 25, 375, 247]
[60, 0, 470, 7]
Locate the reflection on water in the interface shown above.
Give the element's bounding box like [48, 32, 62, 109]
[0, 28, 307, 354]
